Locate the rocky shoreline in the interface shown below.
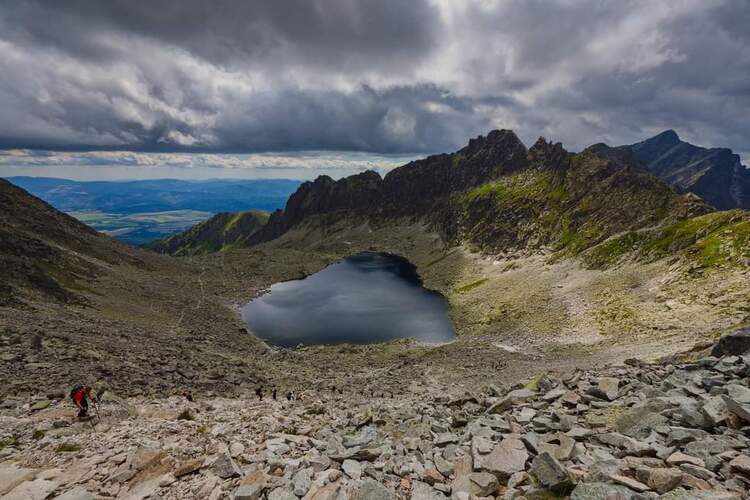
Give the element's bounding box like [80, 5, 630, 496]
[1, 329, 749, 499]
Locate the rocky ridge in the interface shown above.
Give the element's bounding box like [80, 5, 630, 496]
[145, 211, 270, 256]
[2, 329, 750, 499]
[628, 130, 750, 210]
[244, 130, 712, 261]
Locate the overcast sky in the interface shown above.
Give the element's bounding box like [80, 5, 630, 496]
[0, 0, 748, 179]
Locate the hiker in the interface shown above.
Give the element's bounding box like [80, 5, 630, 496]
[255, 387, 263, 401]
[272, 388, 277, 401]
[70, 385, 96, 419]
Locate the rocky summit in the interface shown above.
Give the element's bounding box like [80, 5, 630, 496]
[2, 329, 750, 499]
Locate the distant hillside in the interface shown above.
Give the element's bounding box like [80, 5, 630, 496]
[5, 177, 301, 214]
[3, 177, 300, 245]
[145, 210, 269, 255]
[0, 179, 142, 304]
[627, 130, 750, 210]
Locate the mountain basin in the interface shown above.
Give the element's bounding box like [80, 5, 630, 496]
[241, 251, 456, 347]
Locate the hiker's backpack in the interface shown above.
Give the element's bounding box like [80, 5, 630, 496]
[70, 384, 84, 400]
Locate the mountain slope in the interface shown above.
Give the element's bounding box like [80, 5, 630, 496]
[627, 130, 750, 210]
[0, 178, 142, 304]
[146, 210, 269, 255]
[248, 131, 711, 261]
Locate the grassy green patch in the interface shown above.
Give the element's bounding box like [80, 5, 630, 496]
[643, 211, 750, 265]
[462, 169, 567, 206]
[593, 289, 637, 333]
[524, 373, 544, 392]
[454, 278, 489, 294]
[0, 437, 17, 449]
[583, 210, 750, 269]
[584, 231, 645, 267]
[176, 409, 194, 421]
[223, 210, 268, 233]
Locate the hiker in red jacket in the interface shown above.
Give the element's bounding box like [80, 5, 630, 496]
[70, 385, 96, 419]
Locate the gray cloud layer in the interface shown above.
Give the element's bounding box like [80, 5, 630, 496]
[1, 0, 748, 157]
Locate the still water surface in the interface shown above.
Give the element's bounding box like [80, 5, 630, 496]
[241, 252, 456, 347]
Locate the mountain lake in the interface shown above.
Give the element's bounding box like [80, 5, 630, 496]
[241, 251, 456, 346]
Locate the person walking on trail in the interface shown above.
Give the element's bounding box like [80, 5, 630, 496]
[70, 385, 96, 419]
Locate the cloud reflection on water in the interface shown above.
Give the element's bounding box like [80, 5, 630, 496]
[241, 252, 455, 347]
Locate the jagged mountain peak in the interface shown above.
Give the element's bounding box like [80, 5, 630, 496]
[463, 129, 526, 153]
[528, 137, 569, 170]
[628, 130, 749, 209]
[645, 129, 681, 146]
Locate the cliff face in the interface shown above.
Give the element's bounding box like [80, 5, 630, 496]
[251, 130, 532, 243]
[628, 130, 750, 210]
[249, 130, 710, 256]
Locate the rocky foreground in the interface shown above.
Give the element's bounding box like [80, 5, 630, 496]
[1, 330, 750, 500]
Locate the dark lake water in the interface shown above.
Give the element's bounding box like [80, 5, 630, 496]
[241, 252, 456, 347]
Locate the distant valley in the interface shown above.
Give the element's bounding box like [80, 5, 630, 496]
[4, 177, 301, 245]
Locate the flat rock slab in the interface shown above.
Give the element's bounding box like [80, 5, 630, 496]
[0, 464, 38, 495]
[3, 478, 58, 500]
[344, 479, 396, 500]
[570, 481, 644, 499]
[475, 437, 528, 480]
[54, 487, 97, 500]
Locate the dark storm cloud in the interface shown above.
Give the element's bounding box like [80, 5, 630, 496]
[0, 0, 748, 159]
[4, 0, 439, 70]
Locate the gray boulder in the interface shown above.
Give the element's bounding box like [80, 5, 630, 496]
[722, 395, 750, 422]
[635, 467, 683, 494]
[234, 484, 263, 500]
[210, 452, 242, 479]
[529, 451, 574, 494]
[702, 396, 729, 426]
[267, 487, 297, 500]
[711, 328, 750, 357]
[467, 472, 499, 497]
[411, 480, 446, 500]
[726, 383, 750, 404]
[292, 467, 313, 496]
[569, 482, 644, 499]
[345, 479, 396, 500]
[474, 437, 528, 480]
[588, 377, 620, 401]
